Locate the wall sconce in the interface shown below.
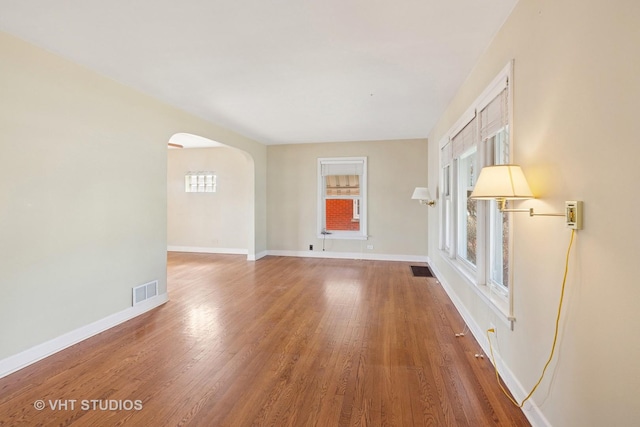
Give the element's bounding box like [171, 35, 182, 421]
[470, 164, 582, 229]
[412, 187, 436, 207]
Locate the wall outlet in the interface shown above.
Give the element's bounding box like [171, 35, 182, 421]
[309, 244, 313, 251]
[366, 245, 374, 250]
[489, 322, 496, 337]
[565, 201, 583, 229]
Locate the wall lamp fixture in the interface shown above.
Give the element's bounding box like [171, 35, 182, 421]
[412, 187, 436, 207]
[470, 164, 582, 229]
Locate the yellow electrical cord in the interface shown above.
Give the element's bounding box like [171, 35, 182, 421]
[486, 228, 576, 408]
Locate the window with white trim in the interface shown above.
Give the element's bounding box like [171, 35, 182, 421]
[317, 157, 367, 240]
[439, 62, 513, 316]
[185, 171, 217, 193]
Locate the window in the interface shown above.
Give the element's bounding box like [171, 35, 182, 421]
[439, 62, 513, 317]
[318, 157, 367, 240]
[185, 172, 217, 193]
[184, 172, 216, 193]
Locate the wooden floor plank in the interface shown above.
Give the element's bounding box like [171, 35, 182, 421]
[0, 253, 530, 426]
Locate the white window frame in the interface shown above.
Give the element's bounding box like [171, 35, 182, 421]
[317, 157, 368, 240]
[185, 171, 217, 193]
[438, 61, 515, 324]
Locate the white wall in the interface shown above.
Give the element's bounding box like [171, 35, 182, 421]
[267, 139, 429, 260]
[167, 147, 250, 253]
[0, 31, 267, 364]
[427, 1, 640, 426]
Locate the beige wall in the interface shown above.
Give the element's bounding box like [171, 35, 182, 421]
[427, 0, 640, 425]
[268, 139, 429, 258]
[167, 147, 250, 251]
[0, 31, 266, 361]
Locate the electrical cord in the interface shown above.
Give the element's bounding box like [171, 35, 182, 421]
[486, 228, 576, 408]
[455, 324, 469, 337]
[321, 229, 331, 251]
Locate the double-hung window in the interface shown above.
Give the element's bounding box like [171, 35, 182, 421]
[439, 62, 513, 318]
[317, 157, 367, 240]
[481, 89, 510, 294]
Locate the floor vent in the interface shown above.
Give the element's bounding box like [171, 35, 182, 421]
[133, 280, 158, 306]
[411, 265, 434, 277]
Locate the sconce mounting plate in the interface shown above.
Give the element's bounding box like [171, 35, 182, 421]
[565, 201, 582, 229]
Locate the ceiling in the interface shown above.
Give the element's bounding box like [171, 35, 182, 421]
[0, 0, 518, 145]
[169, 133, 226, 149]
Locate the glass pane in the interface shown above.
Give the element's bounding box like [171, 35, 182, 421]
[325, 175, 359, 196]
[442, 165, 451, 251]
[488, 129, 509, 290]
[443, 165, 450, 197]
[465, 192, 478, 265]
[444, 199, 451, 251]
[490, 201, 509, 288]
[494, 127, 509, 164]
[325, 199, 361, 231]
[458, 150, 477, 266]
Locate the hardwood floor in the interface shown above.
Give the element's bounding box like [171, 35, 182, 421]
[0, 253, 530, 426]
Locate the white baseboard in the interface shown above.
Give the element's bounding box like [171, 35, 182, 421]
[249, 250, 268, 261]
[0, 293, 169, 379]
[167, 246, 248, 255]
[427, 262, 550, 427]
[168, 247, 426, 264]
[267, 249, 428, 263]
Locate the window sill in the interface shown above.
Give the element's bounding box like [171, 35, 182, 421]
[318, 233, 368, 240]
[441, 251, 513, 327]
[476, 285, 511, 326]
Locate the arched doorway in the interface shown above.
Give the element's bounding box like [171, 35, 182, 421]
[167, 133, 254, 259]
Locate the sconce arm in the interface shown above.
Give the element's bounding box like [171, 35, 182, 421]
[497, 199, 563, 217]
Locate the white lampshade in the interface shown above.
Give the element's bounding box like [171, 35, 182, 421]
[470, 165, 534, 200]
[411, 187, 432, 200]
